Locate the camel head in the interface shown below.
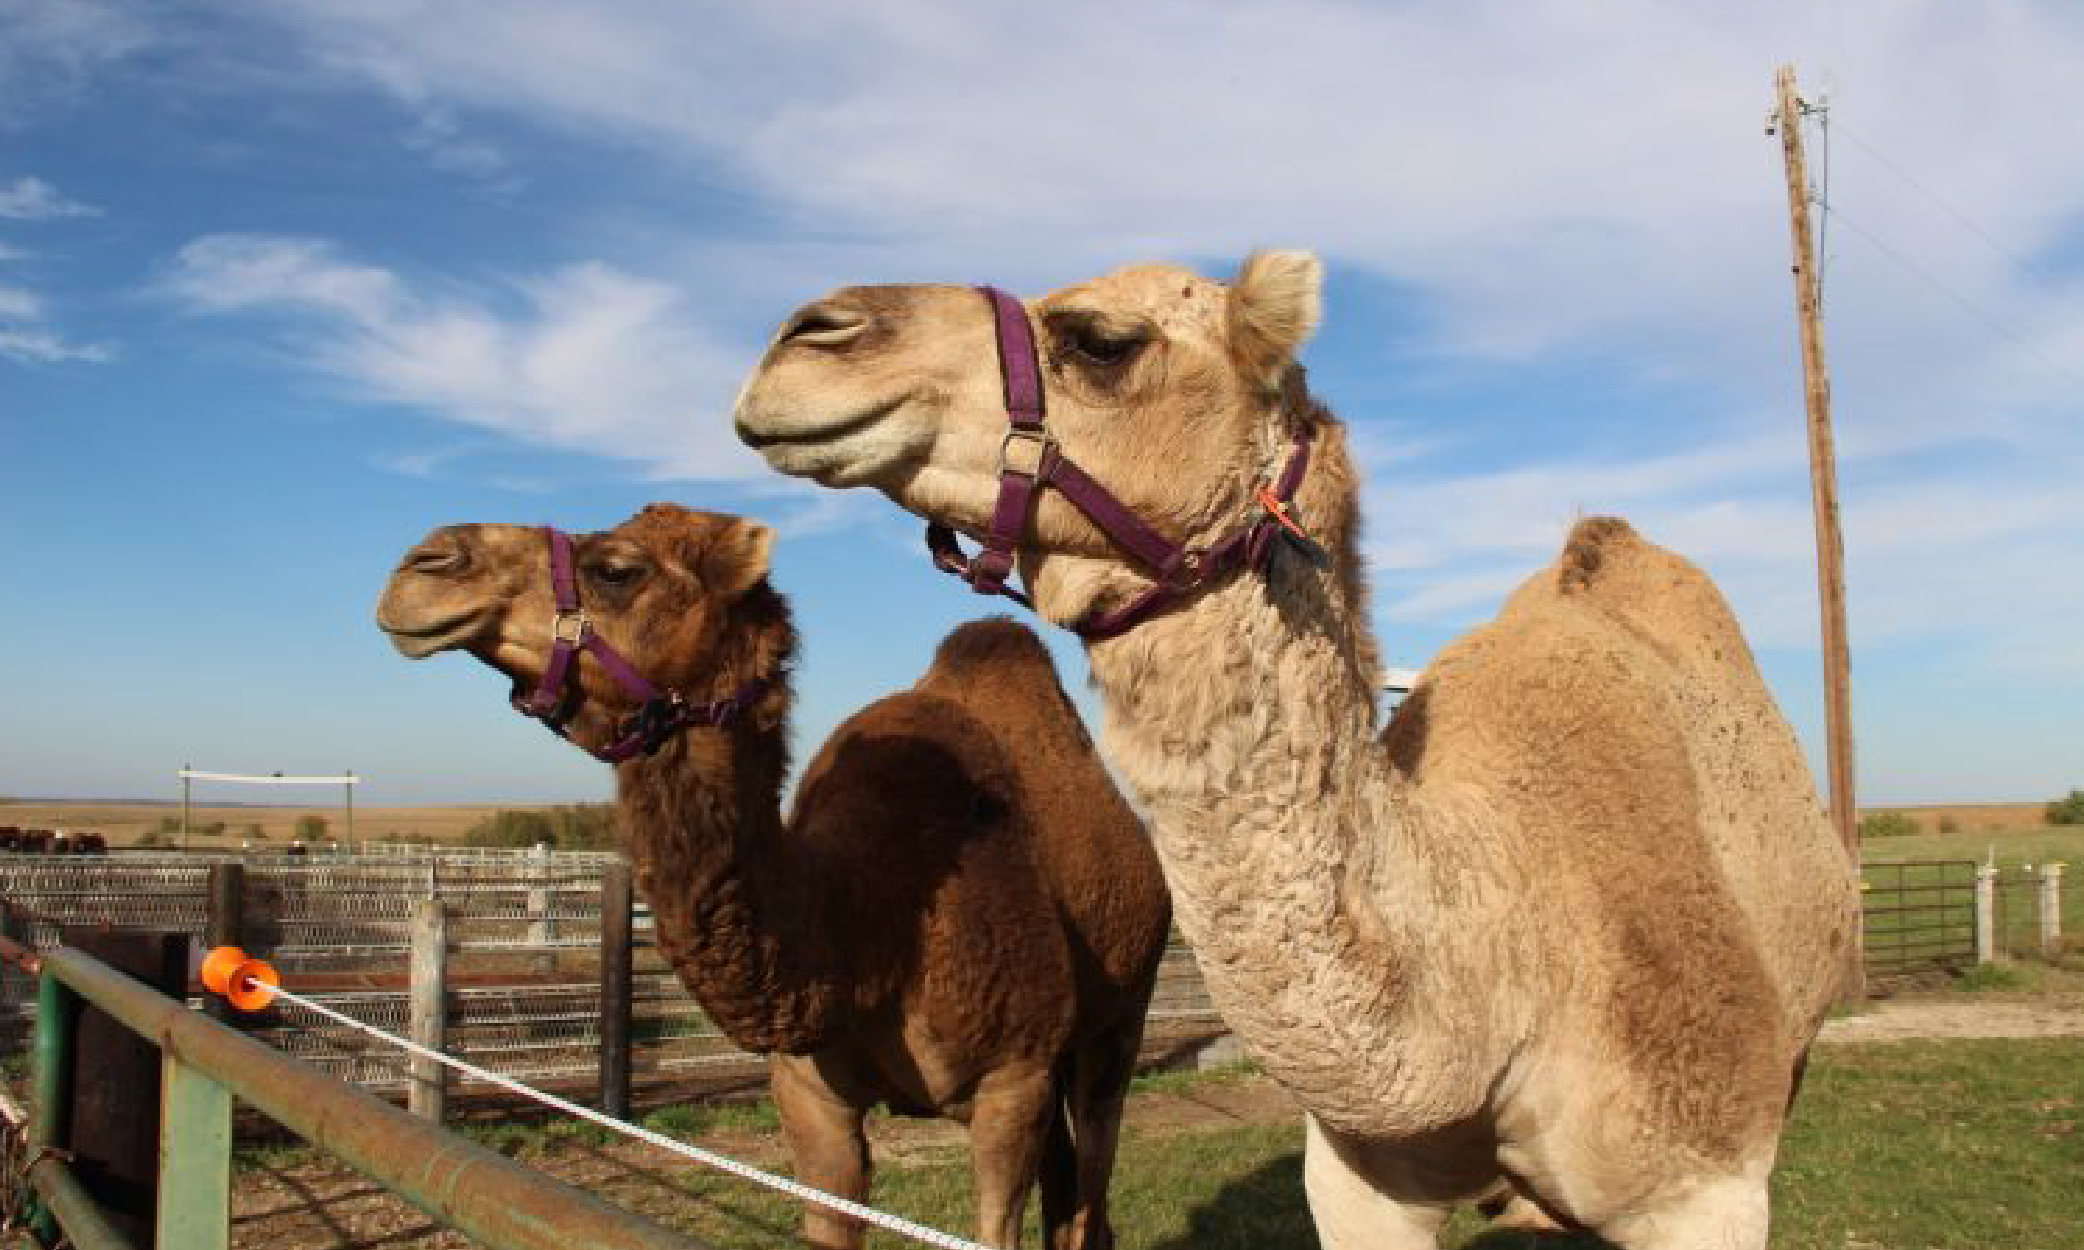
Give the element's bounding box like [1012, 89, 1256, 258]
[735, 252, 1344, 630]
[376, 503, 786, 759]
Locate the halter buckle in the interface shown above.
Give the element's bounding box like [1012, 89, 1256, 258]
[1161, 548, 1207, 590]
[998, 428, 1054, 479]
[550, 609, 591, 646]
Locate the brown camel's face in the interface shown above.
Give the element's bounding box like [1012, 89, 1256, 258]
[375, 504, 773, 755]
[733, 253, 1323, 622]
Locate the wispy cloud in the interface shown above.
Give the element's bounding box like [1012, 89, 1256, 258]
[0, 175, 99, 220]
[0, 188, 110, 364]
[161, 233, 765, 479]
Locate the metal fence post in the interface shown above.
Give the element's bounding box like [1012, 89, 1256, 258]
[1975, 863, 1997, 964]
[599, 860, 633, 1120]
[30, 970, 77, 1246]
[409, 898, 448, 1122]
[2040, 862, 2065, 958]
[157, 1054, 232, 1250]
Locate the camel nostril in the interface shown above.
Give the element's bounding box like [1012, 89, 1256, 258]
[405, 535, 469, 577]
[778, 303, 867, 347]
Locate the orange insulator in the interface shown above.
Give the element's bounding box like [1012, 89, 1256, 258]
[199, 945, 280, 1012]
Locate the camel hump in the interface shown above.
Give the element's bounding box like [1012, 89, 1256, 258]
[919, 617, 1060, 688]
[1527, 515, 1761, 692]
[1556, 515, 1643, 594]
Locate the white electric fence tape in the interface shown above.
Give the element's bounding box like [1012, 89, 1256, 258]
[261, 980, 991, 1250]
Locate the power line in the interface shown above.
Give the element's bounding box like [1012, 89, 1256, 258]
[1824, 201, 2084, 394]
[1834, 119, 2084, 327]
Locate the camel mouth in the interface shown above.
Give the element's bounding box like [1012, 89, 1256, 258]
[376, 608, 487, 659]
[734, 399, 896, 452]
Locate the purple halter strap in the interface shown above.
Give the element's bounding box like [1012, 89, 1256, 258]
[511, 527, 769, 763]
[926, 285, 1315, 640]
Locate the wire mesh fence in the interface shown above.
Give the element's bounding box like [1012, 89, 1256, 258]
[0, 847, 1225, 1098]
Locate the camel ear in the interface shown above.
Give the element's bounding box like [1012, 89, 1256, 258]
[1226, 250, 1322, 385]
[698, 518, 774, 600]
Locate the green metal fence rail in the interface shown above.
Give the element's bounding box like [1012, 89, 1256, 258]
[1, 933, 709, 1250]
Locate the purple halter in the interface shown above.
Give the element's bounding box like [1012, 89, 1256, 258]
[511, 526, 769, 763]
[926, 286, 1315, 640]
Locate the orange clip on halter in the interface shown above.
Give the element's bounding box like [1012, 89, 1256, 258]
[200, 945, 279, 1012]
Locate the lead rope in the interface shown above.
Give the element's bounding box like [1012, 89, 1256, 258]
[204, 951, 990, 1250]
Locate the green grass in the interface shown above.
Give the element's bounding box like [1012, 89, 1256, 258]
[413, 1039, 2078, 1250]
[1863, 824, 2084, 872]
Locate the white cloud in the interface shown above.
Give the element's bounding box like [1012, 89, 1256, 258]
[162, 233, 765, 480]
[0, 176, 99, 220]
[0, 327, 110, 363]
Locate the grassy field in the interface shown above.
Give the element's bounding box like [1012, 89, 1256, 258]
[359, 1038, 2077, 1250]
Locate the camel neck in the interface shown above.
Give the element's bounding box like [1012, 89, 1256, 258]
[610, 604, 852, 1055]
[1083, 559, 1470, 1132]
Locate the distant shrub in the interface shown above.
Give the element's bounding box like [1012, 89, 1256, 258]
[244, 822, 267, 841]
[137, 828, 170, 848]
[463, 804, 617, 850]
[2046, 790, 2084, 826]
[1859, 810, 1920, 839]
[1937, 815, 1960, 834]
[295, 814, 329, 842]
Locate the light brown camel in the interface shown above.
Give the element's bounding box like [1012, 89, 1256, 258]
[375, 503, 1170, 1250]
[733, 254, 1861, 1250]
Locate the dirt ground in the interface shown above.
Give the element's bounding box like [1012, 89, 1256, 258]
[225, 996, 2084, 1250]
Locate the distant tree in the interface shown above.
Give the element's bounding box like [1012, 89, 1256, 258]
[1859, 810, 1919, 839]
[2047, 790, 2084, 826]
[295, 814, 329, 842]
[245, 822, 267, 841]
[463, 804, 616, 850]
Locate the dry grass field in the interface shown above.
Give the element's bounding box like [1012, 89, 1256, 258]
[1878, 801, 2053, 833]
[0, 798, 2059, 849]
[0, 799, 518, 847]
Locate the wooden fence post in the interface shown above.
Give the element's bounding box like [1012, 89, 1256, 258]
[66, 929, 188, 1248]
[599, 861, 634, 1120]
[2040, 863, 2065, 958]
[1974, 864, 1997, 964]
[409, 898, 448, 1122]
[205, 862, 246, 1025]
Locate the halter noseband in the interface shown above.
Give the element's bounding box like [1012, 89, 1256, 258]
[926, 285, 1317, 639]
[511, 527, 770, 763]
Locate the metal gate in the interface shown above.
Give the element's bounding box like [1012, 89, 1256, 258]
[1861, 859, 1978, 977]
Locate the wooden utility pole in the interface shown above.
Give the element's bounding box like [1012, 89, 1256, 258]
[1773, 64, 1862, 1001]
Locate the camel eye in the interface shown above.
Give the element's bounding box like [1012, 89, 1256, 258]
[586, 560, 647, 588]
[1056, 318, 1148, 369]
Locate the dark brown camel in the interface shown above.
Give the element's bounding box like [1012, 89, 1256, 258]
[376, 503, 1170, 1250]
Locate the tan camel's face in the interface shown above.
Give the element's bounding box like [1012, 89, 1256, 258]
[375, 504, 773, 754]
[734, 253, 1323, 616]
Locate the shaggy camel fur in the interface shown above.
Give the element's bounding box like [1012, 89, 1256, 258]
[376, 504, 1170, 1250]
[733, 255, 1860, 1250]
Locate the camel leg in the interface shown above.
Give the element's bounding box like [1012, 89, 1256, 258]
[771, 1054, 874, 1250]
[1302, 1116, 1451, 1250]
[1050, 1015, 1145, 1250]
[967, 1060, 1059, 1248]
[1599, 1173, 1770, 1250]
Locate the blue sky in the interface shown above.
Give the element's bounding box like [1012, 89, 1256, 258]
[3, 0, 2081, 808]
